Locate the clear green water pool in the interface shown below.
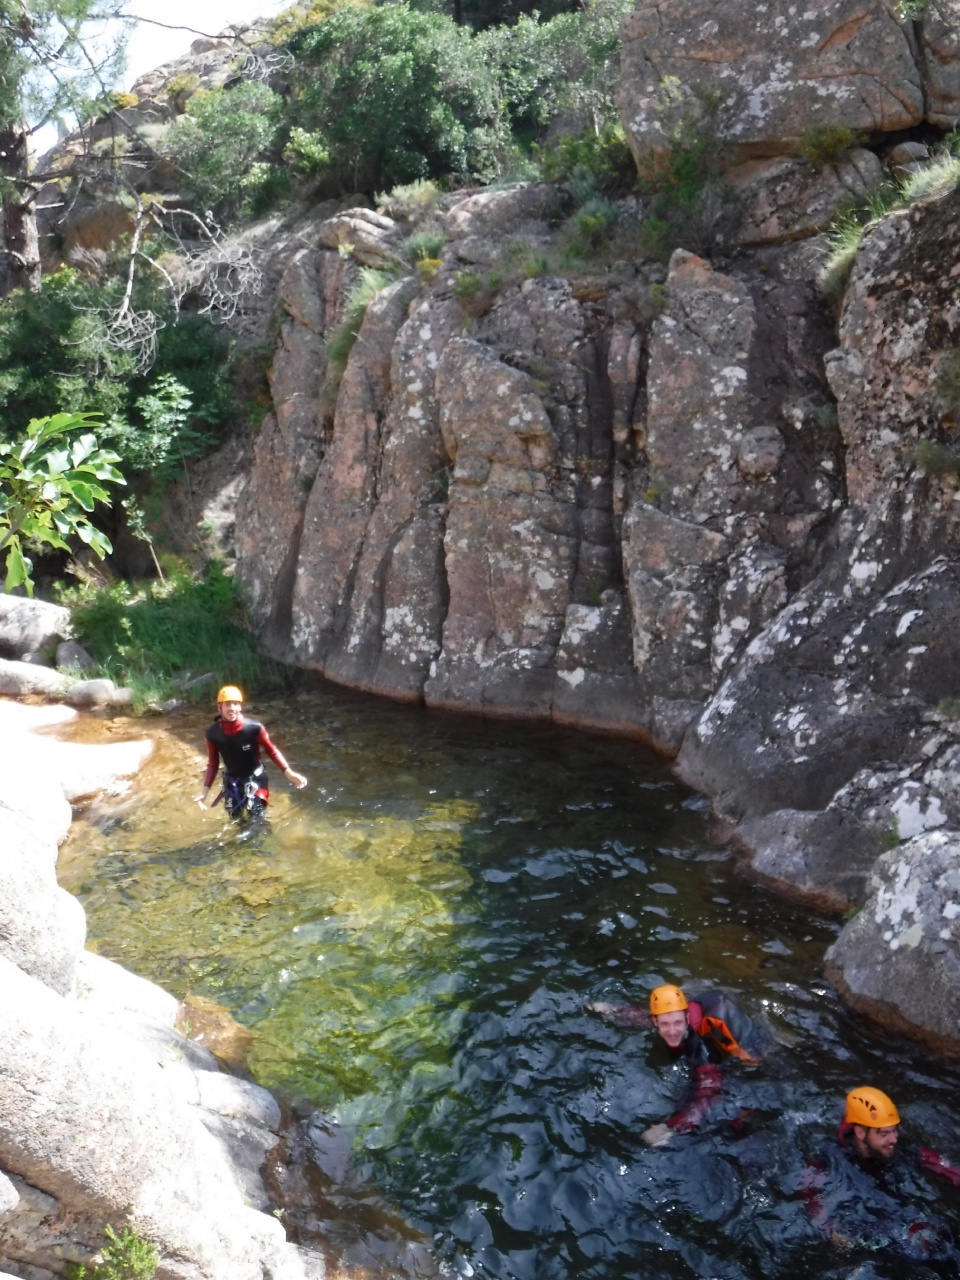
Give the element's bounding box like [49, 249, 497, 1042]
[60, 686, 960, 1280]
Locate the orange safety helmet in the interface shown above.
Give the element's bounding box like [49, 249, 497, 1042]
[844, 1087, 900, 1128]
[650, 984, 689, 1016]
[217, 685, 244, 704]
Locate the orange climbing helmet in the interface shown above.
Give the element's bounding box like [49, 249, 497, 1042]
[650, 984, 689, 1016]
[845, 1087, 900, 1128]
[217, 685, 244, 704]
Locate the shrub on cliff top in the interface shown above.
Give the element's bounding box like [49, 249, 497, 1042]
[167, 82, 284, 216]
[289, 5, 503, 191]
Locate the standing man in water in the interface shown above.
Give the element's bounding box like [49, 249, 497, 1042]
[196, 685, 307, 821]
[801, 1086, 960, 1267]
[589, 983, 767, 1145]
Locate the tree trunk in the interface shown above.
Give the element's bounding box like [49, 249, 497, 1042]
[0, 124, 41, 294]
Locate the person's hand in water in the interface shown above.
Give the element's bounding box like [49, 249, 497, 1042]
[587, 1001, 618, 1016]
[284, 768, 308, 789]
[642, 1123, 673, 1147]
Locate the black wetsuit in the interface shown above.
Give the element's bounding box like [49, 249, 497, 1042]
[204, 716, 289, 820]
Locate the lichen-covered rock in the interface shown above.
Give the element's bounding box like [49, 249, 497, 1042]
[618, 0, 922, 162]
[236, 247, 352, 644]
[318, 209, 404, 267]
[825, 830, 960, 1052]
[826, 181, 960, 508]
[288, 275, 441, 696]
[728, 151, 884, 248]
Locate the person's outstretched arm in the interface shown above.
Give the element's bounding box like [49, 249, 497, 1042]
[258, 725, 307, 788]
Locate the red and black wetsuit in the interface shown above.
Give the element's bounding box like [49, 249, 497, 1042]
[204, 715, 290, 812]
[801, 1122, 960, 1264]
[606, 989, 765, 1133]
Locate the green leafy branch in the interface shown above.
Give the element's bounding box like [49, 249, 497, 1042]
[0, 412, 125, 595]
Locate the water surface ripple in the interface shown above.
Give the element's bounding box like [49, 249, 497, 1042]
[60, 688, 960, 1280]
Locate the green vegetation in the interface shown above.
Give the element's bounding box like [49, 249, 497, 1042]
[915, 439, 960, 479]
[797, 124, 863, 169]
[536, 122, 635, 196]
[0, 270, 235, 471]
[288, 5, 504, 192]
[0, 413, 124, 596]
[818, 212, 864, 302]
[819, 143, 960, 303]
[635, 79, 731, 260]
[167, 82, 285, 216]
[65, 1223, 158, 1280]
[325, 264, 409, 385]
[898, 150, 960, 205]
[406, 230, 447, 263]
[60, 560, 284, 710]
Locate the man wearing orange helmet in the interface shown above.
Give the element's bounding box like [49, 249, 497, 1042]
[801, 1086, 960, 1267]
[196, 685, 307, 821]
[589, 982, 766, 1145]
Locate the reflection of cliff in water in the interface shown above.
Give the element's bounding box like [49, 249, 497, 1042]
[60, 688, 960, 1279]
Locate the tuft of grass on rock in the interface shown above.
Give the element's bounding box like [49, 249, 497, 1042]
[818, 212, 864, 301]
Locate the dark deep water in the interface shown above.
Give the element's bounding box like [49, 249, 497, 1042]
[60, 687, 960, 1280]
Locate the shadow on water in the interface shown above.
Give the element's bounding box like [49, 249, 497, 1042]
[59, 686, 960, 1280]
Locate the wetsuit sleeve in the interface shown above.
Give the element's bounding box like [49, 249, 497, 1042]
[798, 1160, 833, 1234]
[257, 726, 290, 773]
[607, 1005, 651, 1027]
[666, 1063, 723, 1132]
[203, 739, 220, 789]
[917, 1146, 960, 1188]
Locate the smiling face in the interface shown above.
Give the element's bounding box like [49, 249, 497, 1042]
[652, 1010, 689, 1049]
[852, 1123, 899, 1163]
[219, 700, 243, 723]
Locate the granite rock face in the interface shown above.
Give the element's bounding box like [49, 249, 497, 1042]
[228, 165, 960, 1049]
[237, 192, 837, 746]
[826, 185, 960, 508]
[618, 0, 923, 163]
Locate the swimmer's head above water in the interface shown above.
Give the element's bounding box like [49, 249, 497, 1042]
[649, 984, 689, 1049]
[844, 1086, 901, 1163]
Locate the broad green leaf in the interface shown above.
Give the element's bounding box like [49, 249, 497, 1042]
[4, 542, 30, 595]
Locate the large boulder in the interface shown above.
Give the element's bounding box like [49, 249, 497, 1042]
[825, 830, 960, 1052]
[0, 956, 306, 1280]
[920, 0, 960, 128]
[0, 658, 69, 697]
[618, 0, 923, 163]
[0, 597, 71, 664]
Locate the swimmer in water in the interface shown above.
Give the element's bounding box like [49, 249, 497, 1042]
[801, 1086, 960, 1269]
[589, 983, 767, 1146]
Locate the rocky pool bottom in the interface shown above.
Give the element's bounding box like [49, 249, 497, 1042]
[59, 687, 960, 1280]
